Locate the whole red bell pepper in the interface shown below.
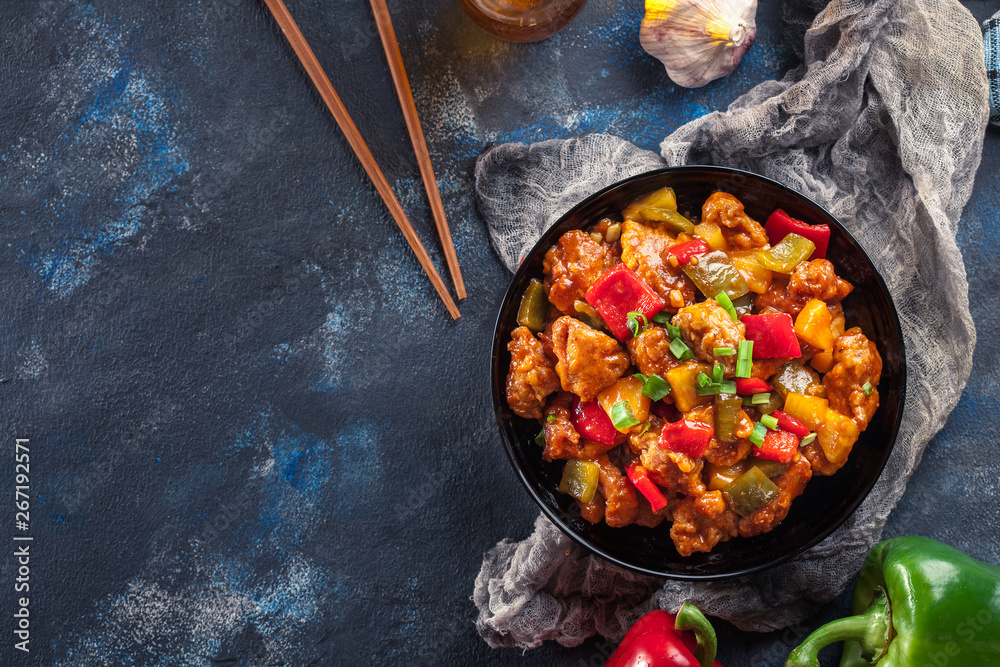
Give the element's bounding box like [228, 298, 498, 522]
[604, 605, 724, 667]
[764, 209, 830, 260]
[659, 419, 714, 458]
[668, 239, 710, 266]
[585, 264, 665, 341]
[572, 396, 618, 446]
[741, 313, 801, 358]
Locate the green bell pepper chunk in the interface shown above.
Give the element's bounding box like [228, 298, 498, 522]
[785, 536, 1000, 667]
[714, 394, 743, 443]
[724, 466, 779, 517]
[637, 207, 696, 235]
[744, 391, 784, 415]
[757, 232, 816, 274]
[558, 459, 600, 504]
[516, 279, 548, 333]
[682, 250, 750, 300]
[771, 360, 821, 399]
[747, 456, 790, 479]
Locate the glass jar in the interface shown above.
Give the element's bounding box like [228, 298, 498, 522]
[458, 0, 587, 43]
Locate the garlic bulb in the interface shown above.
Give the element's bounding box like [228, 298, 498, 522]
[640, 0, 758, 88]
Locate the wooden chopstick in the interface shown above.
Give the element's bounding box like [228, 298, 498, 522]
[368, 0, 466, 300]
[261, 0, 461, 320]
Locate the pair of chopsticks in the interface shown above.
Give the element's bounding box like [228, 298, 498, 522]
[262, 0, 465, 319]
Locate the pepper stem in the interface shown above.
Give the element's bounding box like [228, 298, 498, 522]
[675, 603, 717, 667]
[784, 588, 892, 667]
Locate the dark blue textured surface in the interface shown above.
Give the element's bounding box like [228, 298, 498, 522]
[0, 1, 996, 665]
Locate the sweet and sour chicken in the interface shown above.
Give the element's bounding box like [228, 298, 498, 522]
[506, 188, 881, 556]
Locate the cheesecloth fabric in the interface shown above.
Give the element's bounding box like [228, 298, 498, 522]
[472, 0, 988, 646]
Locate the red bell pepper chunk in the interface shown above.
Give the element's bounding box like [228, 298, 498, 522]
[764, 209, 830, 260]
[604, 607, 724, 667]
[741, 313, 801, 358]
[659, 419, 714, 459]
[734, 378, 772, 395]
[772, 410, 811, 437]
[626, 462, 669, 513]
[755, 428, 800, 464]
[571, 396, 618, 446]
[585, 264, 665, 341]
[668, 239, 710, 266]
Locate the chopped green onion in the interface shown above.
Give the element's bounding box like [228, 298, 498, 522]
[716, 292, 738, 322]
[669, 337, 694, 360]
[743, 395, 754, 407]
[633, 372, 648, 383]
[638, 422, 651, 436]
[535, 429, 545, 446]
[749, 422, 768, 446]
[696, 372, 712, 388]
[719, 380, 737, 395]
[761, 414, 779, 430]
[800, 433, 817, 447]
[712, 363, 724, 384]
[696, 383, 723, 396]
[641, 374, 672, 401]
[714, 347, 735, 356]
[627, 311, 648, 337]
[751, 392, 771, 405]
[653, 312, 672, 325]
[664, 322, 682, 340]
[736, 340, 754, 378]
[610, 401, 641, 430]
[546, 414, 557, 423]
[863, 381, 873, 396]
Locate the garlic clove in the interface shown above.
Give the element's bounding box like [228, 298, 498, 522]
[640, 0, 758, 88]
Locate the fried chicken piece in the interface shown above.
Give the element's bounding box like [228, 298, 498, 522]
[595, 454, 639, 528]
[543, 230, 618, 314]
[619, 220, 696, 311]
[542, 393, 619, 462]
[738, 457, 812, 538]
[549, 316, 629, 402]
[755, 277, 811, 318]
[673, 300, 746, 375]
[823, 327, 882, 431]
[505, 326, 559, 419]
[640, 445, 706, 497]
[788, 259, 853, 303]
[701, 192, 768, 250]
[670, 495, 740, 556]
[627, 325, 682, 377]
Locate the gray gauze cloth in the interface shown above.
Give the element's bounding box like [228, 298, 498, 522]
[473, 0, 988, 646]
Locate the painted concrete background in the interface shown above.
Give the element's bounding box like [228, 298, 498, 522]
[0, 0, 996, 665]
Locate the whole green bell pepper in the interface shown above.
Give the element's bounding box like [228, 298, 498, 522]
[785, 536, 1000, 666]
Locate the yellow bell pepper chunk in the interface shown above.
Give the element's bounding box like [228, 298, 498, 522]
[810, 307, 846, 373]
[810, 348, 836, 374]
[782, 392, 829, 432]
[693, 221, 728, 252]
[730, 249, 774, 295]
[795, 299, 835, 350]
[623, 187, 677, 220]
[598, 376, 651, 432]
[664, 361, 713, 413]
[818, 410, 861, 464]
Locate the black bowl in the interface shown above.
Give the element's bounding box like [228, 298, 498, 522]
[490, 166, 906, 580]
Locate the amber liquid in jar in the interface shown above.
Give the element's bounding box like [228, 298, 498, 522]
[459, 0, 587, 43]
